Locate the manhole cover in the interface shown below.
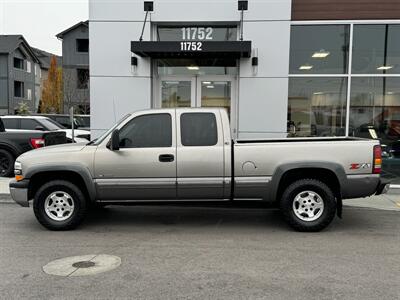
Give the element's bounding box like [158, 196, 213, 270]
[43, 254, 121, 277]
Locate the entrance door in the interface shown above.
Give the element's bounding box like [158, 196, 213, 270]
[158, 76, 236, 133]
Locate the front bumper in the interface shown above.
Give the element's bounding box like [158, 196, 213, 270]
[9, 179, 30, 207]
[375, 179, 390, 195]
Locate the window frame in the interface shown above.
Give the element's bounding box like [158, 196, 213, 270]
[180, 112, 218, 147]
[289, 20, 400, 137]
[118, 113, 173, 149]
[14, 81, 24, 98]
[76, 38, 89, 53]
[13, 57, 25, 70]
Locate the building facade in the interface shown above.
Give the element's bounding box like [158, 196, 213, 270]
[89, 0, 400, 181]
[57, 21, 90, 114]
[0, 35, 41, 114]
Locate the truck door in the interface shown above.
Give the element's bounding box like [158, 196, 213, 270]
[176, 110, 225, 199]
[94, 111, 177, 200]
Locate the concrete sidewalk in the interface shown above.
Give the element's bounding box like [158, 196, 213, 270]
[1, 177, 399, 211]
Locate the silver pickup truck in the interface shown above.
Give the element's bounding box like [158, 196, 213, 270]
[10, 108, 389, 231]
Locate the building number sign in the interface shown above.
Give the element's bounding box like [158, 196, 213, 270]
[181, 27, 213, 40]
[180, 27, 213, 51]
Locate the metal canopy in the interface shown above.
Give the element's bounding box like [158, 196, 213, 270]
[131, 41, 252, 58]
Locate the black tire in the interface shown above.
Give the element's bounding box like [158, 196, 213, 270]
[0, 149, 14, 177]
[280, 179, 337, 232]
[33, 180, 87, 231]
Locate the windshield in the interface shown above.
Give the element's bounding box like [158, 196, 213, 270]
[92, 113, 131, 145]
[40, 118, 64, 130]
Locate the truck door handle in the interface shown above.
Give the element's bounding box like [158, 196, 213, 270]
[159, 154, 174, 162]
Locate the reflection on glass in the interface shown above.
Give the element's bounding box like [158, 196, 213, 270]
[157, 59, 237, 76]
[201, 81, 231, 117]
[161, 81, 191, 108]
[157, 26, 237, 41]
[349, 77, 400, 182]
[352, 25, 400, 74]
[289, 25, 350, 74]
[287, 78, 347, 137]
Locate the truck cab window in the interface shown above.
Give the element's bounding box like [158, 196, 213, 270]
[119, 114, 172, 148]
[180, 113, 217, 146]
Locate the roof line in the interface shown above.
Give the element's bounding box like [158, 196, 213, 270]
[56, 20, 89, 39]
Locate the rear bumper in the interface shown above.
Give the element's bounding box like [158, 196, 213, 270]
[9, 179, 30, 207]
[342, 175, 389, 199]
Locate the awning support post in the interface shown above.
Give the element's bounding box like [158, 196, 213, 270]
[139, 1, 154, 41]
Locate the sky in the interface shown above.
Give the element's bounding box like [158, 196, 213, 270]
[0, 0, 88, 55]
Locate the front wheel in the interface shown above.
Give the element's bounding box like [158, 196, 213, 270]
[280, 179, 337, 232]
[33, 180, 87, 230]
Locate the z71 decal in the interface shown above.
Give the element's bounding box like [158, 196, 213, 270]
[350, 163, 371, 170]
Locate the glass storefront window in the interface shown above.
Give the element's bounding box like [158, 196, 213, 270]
[157, 59, 237, 76]
[161, 81, 191, 108]
[349, 77, 400, 182]
[289, 25, 350, 74]
[352, 25, 400, 74]
[288, 78, 347, 137]
[201, 81, 231, 117]
[157, 25, 237, 41]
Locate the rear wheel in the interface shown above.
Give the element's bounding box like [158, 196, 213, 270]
[33, 180, 87, 230]
[0, 149, 14, 177]
[280, 179, 337, 232]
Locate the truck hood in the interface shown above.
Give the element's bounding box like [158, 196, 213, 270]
[18, 142, 87, 160]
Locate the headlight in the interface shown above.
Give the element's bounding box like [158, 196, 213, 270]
[14, 161, 22, 171]
[14, 161, 23, 177]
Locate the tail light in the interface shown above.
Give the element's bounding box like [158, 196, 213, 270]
[373, 145, 382, 174]
[30, 138, 45, 149]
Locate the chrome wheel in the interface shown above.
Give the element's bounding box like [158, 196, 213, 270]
[292, 190, 324, 222]
[44, 191, 75, 221]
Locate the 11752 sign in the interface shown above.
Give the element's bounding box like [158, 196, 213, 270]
[181, 27, 213, 40]
[180, 41, 202, 51]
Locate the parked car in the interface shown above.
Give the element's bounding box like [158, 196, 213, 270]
[1, 116, 90, 143]
[10, 108, 388, 232]
[0, 118, 66, 177]
[39, 114, 90, 130]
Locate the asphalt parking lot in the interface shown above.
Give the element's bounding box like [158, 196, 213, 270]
[0, 201, 399, 299]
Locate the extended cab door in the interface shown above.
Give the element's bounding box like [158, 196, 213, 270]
[176, 110, 226, 199]
[94, 110, 177, 200]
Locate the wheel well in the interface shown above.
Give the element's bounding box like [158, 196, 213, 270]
[28, 171, 90, 201]
[0, 145, 17, 159]
[277, 168, 341, 201]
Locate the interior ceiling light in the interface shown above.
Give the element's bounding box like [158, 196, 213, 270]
[313, 92, 324, 95]
[299, 64, 313, 70]
[203, 81, 212, 85]
[312, 49, 330, 58]
[187, 66, 199, 70]
[377, 65, 393, 70]
[206, 85, 215, 89]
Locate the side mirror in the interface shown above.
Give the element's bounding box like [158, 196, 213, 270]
[35, 126, 45, 131]
[108, 129, 120, 151]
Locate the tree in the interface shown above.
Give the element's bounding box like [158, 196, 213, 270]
[40, 56, 63, 113]
[15, 102, 30, 115]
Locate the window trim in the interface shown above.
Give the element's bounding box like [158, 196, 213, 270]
[118, 113, 173, 149]
[14, 81, 25, 98]
[76, 38, 89, 53]
[13, 57, 25, 70]
[180, 112, 218, 147]
[288, 21, 400, 138]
